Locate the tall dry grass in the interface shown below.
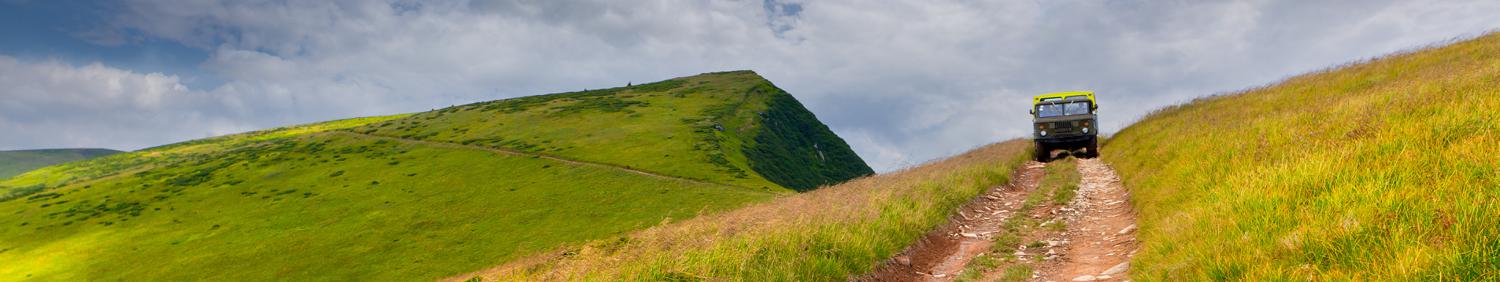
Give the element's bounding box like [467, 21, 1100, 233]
[455, 140, 1032, 281]
[1105, 33, 1500, 280]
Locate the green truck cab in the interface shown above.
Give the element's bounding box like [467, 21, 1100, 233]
[1031, 91, 1099, 162]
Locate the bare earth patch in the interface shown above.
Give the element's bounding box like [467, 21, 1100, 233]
[863, 161, 1047, 281]
[1030, 158, 1138, 281]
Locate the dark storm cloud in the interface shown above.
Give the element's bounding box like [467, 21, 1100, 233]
[1, 0, 1497, 171]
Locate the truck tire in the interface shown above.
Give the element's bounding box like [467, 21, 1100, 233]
[1085, 137, 1100, 158]
[1035, 143, 1050, 162]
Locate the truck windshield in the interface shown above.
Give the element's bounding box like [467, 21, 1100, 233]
[1037, 101, 1092, 117]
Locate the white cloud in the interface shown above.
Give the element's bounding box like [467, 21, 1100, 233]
[6, 0, 1500, 171]
[0, 56, 253, 150]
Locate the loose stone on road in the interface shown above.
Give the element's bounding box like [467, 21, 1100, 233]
[862, 161, 1047, 281]
[864, 157, 1139, 282]
[1034, 158, 1139, 282]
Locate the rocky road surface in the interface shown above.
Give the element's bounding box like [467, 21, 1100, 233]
[1030, 158, 1138, 282]
[866, 157, 1139, 282]
[863, 161, 1046, 281]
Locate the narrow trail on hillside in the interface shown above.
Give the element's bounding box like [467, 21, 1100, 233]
[863, 161, 1048, 281]
[1021, 158, 1138, 282]
[865, 157, 1140, 282]
[327, 131, 733, 188]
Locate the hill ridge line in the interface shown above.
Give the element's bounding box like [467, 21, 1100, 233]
[326, 131, 747, 190]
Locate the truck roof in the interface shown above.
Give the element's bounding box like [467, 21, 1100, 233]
[1032, 91, 1096, 106]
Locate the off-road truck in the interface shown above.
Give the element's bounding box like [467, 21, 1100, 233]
[1030, 91, 1098, 162]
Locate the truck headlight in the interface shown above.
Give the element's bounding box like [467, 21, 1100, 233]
[1083, 128, 1089, 133]
[1040, 130, 1047, 136]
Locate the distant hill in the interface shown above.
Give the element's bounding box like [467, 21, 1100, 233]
[0, 71, 872, 281]
[0, 148, 122, 179]
[361, 70, 872, 191]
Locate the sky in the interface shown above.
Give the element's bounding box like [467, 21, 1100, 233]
[2, 0, 1498, 172]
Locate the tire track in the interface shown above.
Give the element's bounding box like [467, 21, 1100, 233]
[1030, 158, 1138, 281]
[863, 161, 1048, 281]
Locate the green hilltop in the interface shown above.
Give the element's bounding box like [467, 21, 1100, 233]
[0, 149, 122, 180]
[359, 70, 872, 191]
[0, 70, 872, 281]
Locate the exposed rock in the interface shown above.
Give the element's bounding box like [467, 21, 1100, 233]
[894, 255, 911, 265]
[1101, 261, 1129, 275]
[1117, 224, 1137, 235]
[1072, 275, 1097, 281]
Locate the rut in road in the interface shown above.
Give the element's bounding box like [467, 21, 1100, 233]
[862, 161, 1048, 281]
[1015, 158, 1138, 282]
[866, 157, 1140, 282]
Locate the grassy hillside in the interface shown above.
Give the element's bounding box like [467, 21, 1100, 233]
[1104, 33, 1500, 280]
[0, 148, 122, 179]
[0, 116, 404, 201]
[468, 140, 1030, 281]
[0, 71, 868, 280]
[356, 70, 871, 191]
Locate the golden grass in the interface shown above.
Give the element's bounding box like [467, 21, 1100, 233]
[1104, 33, 1500, 280]
[454, 140, 1032, 281]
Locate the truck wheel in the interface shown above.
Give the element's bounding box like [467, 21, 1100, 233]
[1085, 138, 1100, 158]
[1035, 143, 1050, 162]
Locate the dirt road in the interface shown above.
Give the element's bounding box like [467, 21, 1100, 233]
[863, 161, 1047, 281]
[866, 157, 1138, 282]
[1030, 158, 1138, 281]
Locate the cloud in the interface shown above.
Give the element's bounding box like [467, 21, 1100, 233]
[0, 56, 252, 150]
[5, 0, 1499, 171]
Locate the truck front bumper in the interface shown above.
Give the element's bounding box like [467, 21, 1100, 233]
[1035, 134, 1094, 145]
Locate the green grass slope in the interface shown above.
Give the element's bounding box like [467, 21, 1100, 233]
[1105, 33, 1500, 280]
[0, 71, 867, 281]
[0, 115, 404, 201]
[355, 70, 871, 191]
[0, 148, 122, 179]
[476, 140, 1030, 281]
